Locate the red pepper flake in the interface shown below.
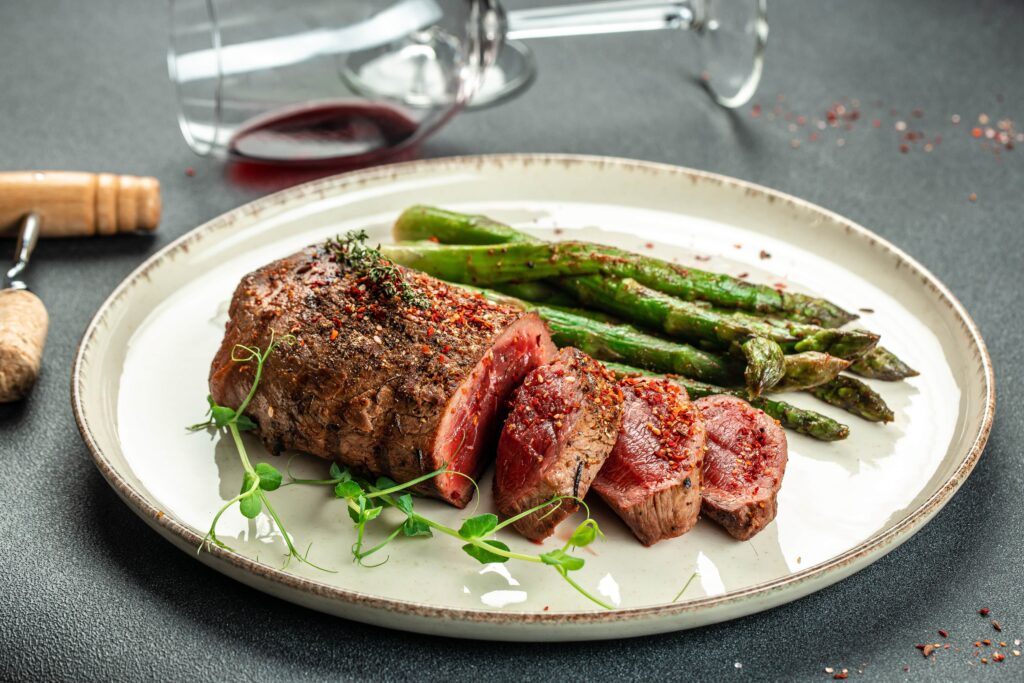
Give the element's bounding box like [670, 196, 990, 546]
[833, 673, 848, 680]
[737, 272, 749, 279]
[329, 329, 339, 341]
[427, 326, 436, 337]
[184, 167, 195, 177]
[694, 255, 712, 262]
[543, 605, 550, 611]
[972, 127, 983, 138]
[899, 144, 910, 154]
[872, 118, 882, 128]
[645, 242, 654, 249]
[809, 132, 819, 142]
[993, 652, 1005, 663]
[968, 192, 978, 202]
[759, 250, 771, 260]
[983, 639, 992, 646]
[428, 236, 440, 243]
[938, 629, 949, 638]
[420, 344, 431, 355]
[751, 103, 762, 118]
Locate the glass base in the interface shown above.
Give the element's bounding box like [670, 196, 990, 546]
[465, 40, 537, 110]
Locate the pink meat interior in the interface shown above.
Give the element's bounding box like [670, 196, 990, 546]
[495, 353, 583, 501]
[432, 314, 555, 506]
[698, 395, 786, 498]
[593, 381, 697, 508]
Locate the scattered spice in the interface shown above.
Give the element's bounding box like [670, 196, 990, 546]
[979, 608, 991, 616]
[184, 167, 195, 177]
[969, 193, 977, 202]
[993, 653, 1006, 663]
[759, 250, 771, 260]
[833, 673, 848, 680]
[938, 629, 949, 638]
[993, 621, 1003, 632]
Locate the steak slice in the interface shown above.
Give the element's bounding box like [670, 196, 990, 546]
[494, 348, 623, 541]
[695, 395, 788, 540]
[209, 243, 556, 508]
[591, 377, 706, 546]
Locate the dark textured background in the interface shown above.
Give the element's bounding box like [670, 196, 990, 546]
[1, 1, 1021, 681]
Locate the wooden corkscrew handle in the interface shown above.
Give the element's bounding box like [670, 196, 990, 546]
[0, 171, 161, 237]
[0, 289, 48, 402]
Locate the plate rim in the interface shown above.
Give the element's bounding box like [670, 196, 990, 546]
[71, 153, 996, 632]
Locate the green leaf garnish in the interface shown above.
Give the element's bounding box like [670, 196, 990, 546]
[462, 540, 511, 564]
[335, 480, 364, 500]
[254, 463, 282, 491]
[239, 490, 262, 519]
[401, 518, 432, 538]
[458, 513, 499, 540]
[540, 548, 585, 572]
[568, 519, 601, 548]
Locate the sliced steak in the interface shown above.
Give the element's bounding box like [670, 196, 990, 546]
[494, 348, 623, 541]
[209, 243, 556, 508]
[592, 377, 706, 546]
[695, 395, 788, 540]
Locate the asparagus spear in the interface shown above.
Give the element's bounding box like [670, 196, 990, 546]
[718, 309, 916, 380]
[557, 275, 879, 359]
[390, 207, 856, 326]
[848, 346, 920, 381]
[393, 206, 914, 379]
[539, 307, 742, 386]
[491, 281, 579, 308]
[776, 353, 851, 392]
[603, 362, 850, 442]
[473, 287, 847, 393]
[393, 205, 533, 244]
[485, 285, 873, 393]
[740, 337, 786, 397]
[809, 375, 895, 423]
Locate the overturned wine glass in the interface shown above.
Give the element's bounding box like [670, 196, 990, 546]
[168, 0, 768, 166]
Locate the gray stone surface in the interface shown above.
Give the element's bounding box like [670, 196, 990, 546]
[1, 0, 1021, 680]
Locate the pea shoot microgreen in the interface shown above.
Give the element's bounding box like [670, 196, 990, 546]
[188, 332, 332, 572]
[289, 463, 614, 610]
[190, 333, 612, 609]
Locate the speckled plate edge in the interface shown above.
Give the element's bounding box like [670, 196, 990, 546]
[71, 154, 995, 641]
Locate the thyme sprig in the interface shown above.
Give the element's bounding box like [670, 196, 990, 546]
[326, 229, 429, 308]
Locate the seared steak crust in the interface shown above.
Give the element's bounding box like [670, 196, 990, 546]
[494, 348, 623, 541]
[592, 377, 706, 546]
[695, 395, 788, 540]
[209, 244, 554, 507]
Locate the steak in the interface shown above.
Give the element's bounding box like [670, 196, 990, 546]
[695, 395, 788, 540]
[494, 348, 623, 541]
[209, 243, 555, 508]
[591, 377, 706, 546]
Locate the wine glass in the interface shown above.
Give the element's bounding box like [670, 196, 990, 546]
[168, 0, 768, 165]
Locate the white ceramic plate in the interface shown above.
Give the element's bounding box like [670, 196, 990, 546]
[72, 155, 994, 641]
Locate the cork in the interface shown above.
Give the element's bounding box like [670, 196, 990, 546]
[0, 289, 48, 402]
[0, 171, 161, 237]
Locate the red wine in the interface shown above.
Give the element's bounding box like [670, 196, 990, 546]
[228, 101, 421, 165]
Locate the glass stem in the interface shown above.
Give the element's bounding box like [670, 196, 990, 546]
[505, 0, 703, 41]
